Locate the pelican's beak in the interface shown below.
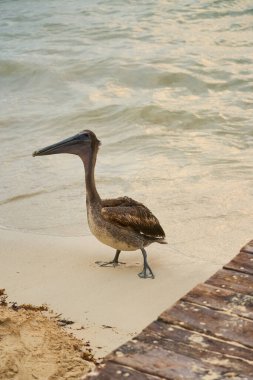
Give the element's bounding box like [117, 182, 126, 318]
[32, 133, 87, 157]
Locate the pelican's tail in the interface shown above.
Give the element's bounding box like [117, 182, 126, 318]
[155, 237, 168, 244]
[144, 234, 168, 245]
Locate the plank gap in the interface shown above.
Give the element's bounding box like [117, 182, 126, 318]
[160, 300, 253, 350]
[135, 320, 253, 366]
[206, 268, 253, 295]
[109, 340, 251, 380]
[181, 283, 253, 321]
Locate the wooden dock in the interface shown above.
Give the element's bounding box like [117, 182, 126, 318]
[86, 241, 253, 380]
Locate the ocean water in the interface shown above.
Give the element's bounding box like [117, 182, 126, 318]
[0, 1, 253, 260]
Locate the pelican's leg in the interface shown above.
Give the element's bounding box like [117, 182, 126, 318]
[96, 250, 125, 267]
[138, 248, 155, 279]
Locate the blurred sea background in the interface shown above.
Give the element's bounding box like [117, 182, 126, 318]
[0, 0, 253, 263]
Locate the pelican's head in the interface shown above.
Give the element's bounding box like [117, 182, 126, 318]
[32, 130, 101, 158]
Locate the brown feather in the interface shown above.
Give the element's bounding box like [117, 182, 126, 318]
[101, 196, 165, 238]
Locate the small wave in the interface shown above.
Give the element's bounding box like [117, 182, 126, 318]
[157, 72, 207, 93]
[0, 59, 45, 77]
[186, 6, 253, 21]
[0, 191, 46, 206]
[46, 104, 225, 135]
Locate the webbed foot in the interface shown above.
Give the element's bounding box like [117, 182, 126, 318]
[96, 250, 124, 268]
[138, 266, 155, 279]
[95, 260, 125, 268]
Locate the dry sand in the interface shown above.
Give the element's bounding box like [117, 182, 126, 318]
[0, 290, 94, 380]
[0, 227, 251, 379]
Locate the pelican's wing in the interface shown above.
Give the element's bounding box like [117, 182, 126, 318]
[101, 196, 165, 238]
[102, 196, 131, 207]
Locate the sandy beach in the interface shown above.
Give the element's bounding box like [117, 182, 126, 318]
[1, 227, 250, 361]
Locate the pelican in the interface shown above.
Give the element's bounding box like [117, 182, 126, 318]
[33, 130, 167, 278]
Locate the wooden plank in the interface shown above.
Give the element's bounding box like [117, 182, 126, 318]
[206, 268, 253, 295]
[108, 340, 252, 380]
[138, 319, 253, 363]
[136, 320, 253, 374]
[241, 240, 253, 254]
[85, 362, 163, 380]
[160, 300, 253, 349]
[224, 251, 253, 275]
[182, 283, 253, 319]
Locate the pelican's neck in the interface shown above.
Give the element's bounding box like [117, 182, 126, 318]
[81, 147, 101, 205]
